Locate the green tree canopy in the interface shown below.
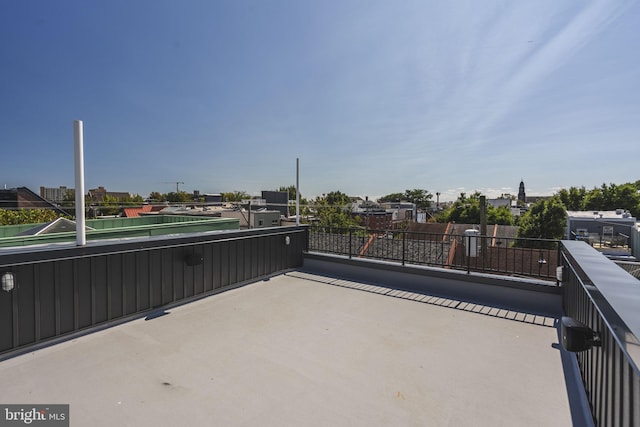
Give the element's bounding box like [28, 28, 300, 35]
[165, 192, 192, 203]
[312, 191, 360, 228]
[222, 191, 249, 202]
[436, 192, 513, 225]
[555, 182, 640, 217]
[148, 191, 165, 202]
[517, 197, 567, 240]
[377, 189, 433, 210]
[0, 209, 67, 225]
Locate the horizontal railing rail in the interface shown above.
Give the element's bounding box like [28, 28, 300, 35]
[308, 226, 560, 281]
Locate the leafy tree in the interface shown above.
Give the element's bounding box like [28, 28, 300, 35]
[222, 191, 249, 202]
[436, 192, 513, 225]
[556, 187, 586, 211]
[122, 194, 144, 205]
[148, 192, 165, 202]
[377, 189, 433, 210]
[59, 190, 76, 208]
[404, 189, 433, 210]
[377, 192, 405, 203]
[0, 209, 67, 225]
[166, 192, 192, 203]
[517, 197, 567, 240]
[96, 194, 120, 216]
[312, 191, 360, 228]
[488, 206, 514, 225]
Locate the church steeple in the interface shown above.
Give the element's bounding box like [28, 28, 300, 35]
[517, 179, 526, 204]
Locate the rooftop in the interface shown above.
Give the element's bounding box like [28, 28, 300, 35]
[0, 269, 583, 426]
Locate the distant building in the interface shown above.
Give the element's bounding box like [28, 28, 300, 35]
[40, 186, 73, 202]
[517, 180, 526, 204]
[487, 199, 511, 209]
[221, 208, 281, 229]
[203, 194, 223, 205]
[566, 209, 637, 254]
[262, 191, 289, 216]
[0, 187, 70, 215]
[87, 186, 131, 203]
[380, 202, 417, 222]
[352, 199, 392, 229]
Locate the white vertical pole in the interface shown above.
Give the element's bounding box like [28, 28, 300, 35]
[296, 158, 300, 226]
[74, 120, 86, 246]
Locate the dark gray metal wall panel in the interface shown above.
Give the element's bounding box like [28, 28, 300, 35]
[108, 254, 123, 320]
[122, 253, 137, 316]
[229, 241, 238, 285]
[39, 263, 55, 340]
[93, 257, 108, 323]
[0, 281, 13, 352]
[149, 251, 163, 308]
[57, 260, 75, 335]
[212, 244, 222, 290]
[161, 249, 173, 305]
[76, 259, 92, 329]
[202, 244, 212, 292]
[16, 265, 35, 346]
[221, 243, 230, 287]
[0, 226, 309, 358]
[136, 251, 150, 312]
[173, 248, 184, 301]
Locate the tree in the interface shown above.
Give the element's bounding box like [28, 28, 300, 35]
[556, 187, 586, 211]
[222, 191, 249, 202]
[313, 191, 360, 228]
[377, 189, 433, 210]
[517, 197, 567, 240]
[0, 209, 66, 225]
[377, 192, 405, 203]
[165, 192, 192, 203]
[436, 192, 513, 225]
[96, 194, 120, 216]
[148, 192, 165, 202]
[122, 194, 144, 205]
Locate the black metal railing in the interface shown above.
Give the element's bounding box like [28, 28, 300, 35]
[309, 226, 560, 280]
[561, 241, 640, 426]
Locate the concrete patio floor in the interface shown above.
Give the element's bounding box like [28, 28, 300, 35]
[0, 271, 580, 426]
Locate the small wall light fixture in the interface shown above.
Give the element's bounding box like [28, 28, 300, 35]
[285, 236, 291, 246]
[1, 272, 15, 292]
[561, 316, 601, 352]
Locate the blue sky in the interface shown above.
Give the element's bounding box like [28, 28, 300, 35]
[1, 0, 639, 201]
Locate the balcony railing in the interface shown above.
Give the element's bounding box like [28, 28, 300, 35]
[309, 226, 560, 281]
[561, 240, 640, 426]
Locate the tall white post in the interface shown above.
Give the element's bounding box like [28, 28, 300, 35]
[296, 158, 300, 226]
[74, 120, 86, 246]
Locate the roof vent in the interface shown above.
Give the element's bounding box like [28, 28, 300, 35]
[622, 212, 631, 218]
[616, 209, 623, 215]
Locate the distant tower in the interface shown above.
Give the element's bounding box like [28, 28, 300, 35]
[517, 180, 526, 204]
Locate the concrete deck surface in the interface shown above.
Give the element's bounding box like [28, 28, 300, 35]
[0, 271, 574, 426]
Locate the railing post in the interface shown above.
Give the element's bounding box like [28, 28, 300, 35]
[402, 229, 406, 266]
[467, 234, 471, 274]
[349, 227, 352, 259]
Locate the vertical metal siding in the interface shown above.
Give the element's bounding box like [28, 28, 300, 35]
[0, 226, 307, 358]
